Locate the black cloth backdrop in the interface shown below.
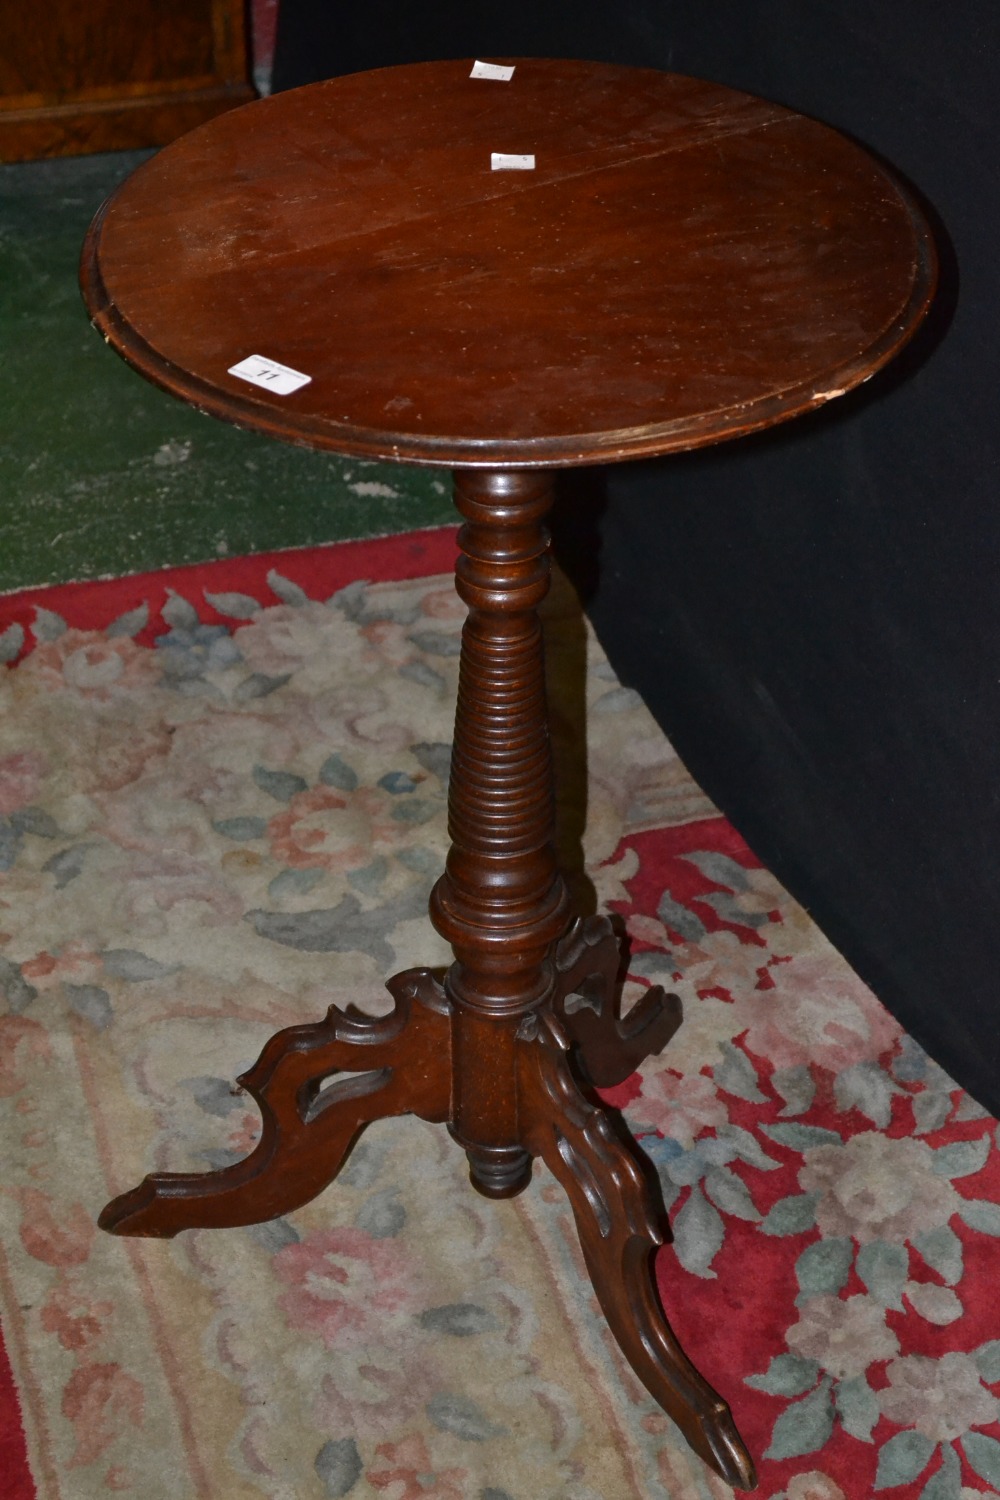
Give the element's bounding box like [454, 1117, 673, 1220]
[272, 5, 1000, 1112]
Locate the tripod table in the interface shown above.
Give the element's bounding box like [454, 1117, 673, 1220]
[80, 58, 935, 1488]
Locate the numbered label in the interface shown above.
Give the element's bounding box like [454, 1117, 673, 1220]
[228, 354, 312, 395]
[471, 61, 515, 81]
[491, 153, 535, 171]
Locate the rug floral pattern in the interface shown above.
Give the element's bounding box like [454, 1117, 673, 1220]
[0, 545, 998, 1500]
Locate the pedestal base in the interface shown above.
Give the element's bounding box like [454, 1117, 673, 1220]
[99, 916, 755, 1490]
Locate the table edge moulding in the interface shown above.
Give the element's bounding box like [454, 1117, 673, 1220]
[78, 58, 936, 1490]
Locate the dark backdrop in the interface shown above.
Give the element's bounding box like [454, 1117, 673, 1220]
[273, 4, 1000, 1113]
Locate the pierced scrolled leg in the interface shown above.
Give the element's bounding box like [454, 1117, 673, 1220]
[550, 914, 682, 1087]
[99, 968, 452, 1238]
[518, 1010, 757, 1491]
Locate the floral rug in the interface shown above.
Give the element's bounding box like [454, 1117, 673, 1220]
[0, 528, 999, 1500]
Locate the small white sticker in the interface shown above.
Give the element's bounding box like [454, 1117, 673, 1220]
[228, 354, 311, 395]
[491, 153, 535, 171]
[471, 60, 515, 81]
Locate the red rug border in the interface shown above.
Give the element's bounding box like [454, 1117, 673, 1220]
[0, 526, 460, 656]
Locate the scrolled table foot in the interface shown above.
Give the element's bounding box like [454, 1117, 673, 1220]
[519, 1011, 756, 1490]
[551, 915, 682, 1088]
[99, 968, 452, 1238]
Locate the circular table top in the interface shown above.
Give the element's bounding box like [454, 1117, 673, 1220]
[82, 58, 935, 469]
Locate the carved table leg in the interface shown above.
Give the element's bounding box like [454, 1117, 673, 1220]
[99, 968, 451, 1236]
[551, 913, 682, 1087]
[519, 1010, 757, 1491]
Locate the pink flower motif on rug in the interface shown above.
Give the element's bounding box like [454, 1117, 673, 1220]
[784, 1294, 900, 1380]
[60, 1362, 144, 1469]
[877, 1353, 1000, 1442]
[798, 1132, 961, 1244]
[40, 1272, 114, 1354]
[742, 954, 902, 1073]
[367, 1433, 467, 1499]
[274, 1226, 420, 1349]
[631, 1069, 730, 1149]
[24, 630, 159, 700]
[268, 784, 404, 873]
[0, 751, 46, 815]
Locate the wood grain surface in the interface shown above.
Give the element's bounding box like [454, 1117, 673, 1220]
[0, 0, 251, 162]
[81, 58, 935, 467]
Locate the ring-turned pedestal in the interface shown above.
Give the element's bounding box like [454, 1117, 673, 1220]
[80, 58, 935, 1489]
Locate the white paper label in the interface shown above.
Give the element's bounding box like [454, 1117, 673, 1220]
[491, 153, 535, 171]
[471, 60, 515, 81]
[228, 354, 312, 395]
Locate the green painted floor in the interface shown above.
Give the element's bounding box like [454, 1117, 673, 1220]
[0, 150, 453, 595]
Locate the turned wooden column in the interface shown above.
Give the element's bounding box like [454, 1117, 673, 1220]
[430, 469, 572, 1197]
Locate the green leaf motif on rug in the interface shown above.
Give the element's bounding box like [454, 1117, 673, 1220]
[765, 1376, 834, 1459]
[253, 765, 309, 802]
[314, 1436, 363, 1497]
[835, 1374, 880, 1443]
[0, 622, 24, 662]
[931, 1136, 991, 1179]
[106, 602, 148, 637]
[355, 1188, 406, 1239]
[64, 982, 112, 1029]
[760, 1193, 820, 1237]
[680, 848, 752, 892]
[426, 1394, 508, 1442]
[267, 569, 309, 605]
[214, 816, 268, 840]
[918, 1444, 962, 1500]
[269, 867, 325, 900]
[234, 670, 291, 701]
[874, 1430, 937, 1489]
[11, 807, 59, 838]
[713, 1039, 767, 1102]
[0, 955, 37, 1012]
[163, 590, 200, 629]
[32, 606, 66, 642]
[772, 1064, 817, 1117]
[763, 1122, 843, 1151]
[672, 1181, 725, 1279]
[101, 949, 181, 982]
[973, 1338, 1000, 1384]
[419, 1304, 500, 1338]
[656, 888, 706, 942]
[42, 843, 95, 888]
[957, 1199, 1000, 1235]
[962, 1431, 1000, 1487]
[856, 1241, 909, 1310]
[746, 1353, 820, 1397]
[703, 1163, 761, 1221]
[320, 753, 359, 791]
[717, 1122, 782, 1171]
[204, 589, 262, 619]
[834, 1061, 903, 1128]
[913, 1224, 963, 1285]
[794, 1238, 854, 1300]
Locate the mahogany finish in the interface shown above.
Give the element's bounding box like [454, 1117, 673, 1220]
[82, 58, 934, 467]
[0, 0, 251, 163]
[82, 60, 935, 1490]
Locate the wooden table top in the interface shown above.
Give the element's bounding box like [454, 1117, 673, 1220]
[82, 58, 935, 469]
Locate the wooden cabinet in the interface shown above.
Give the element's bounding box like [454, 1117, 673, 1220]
[0, 0, 253, 162]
